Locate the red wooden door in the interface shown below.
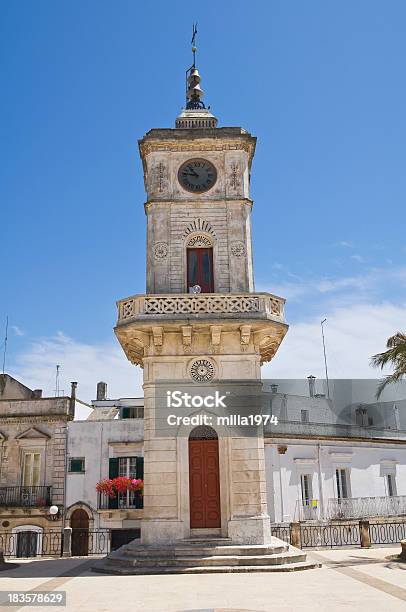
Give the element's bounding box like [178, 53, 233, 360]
[189, 439, 221, 528]
[187, 248, 214, 293]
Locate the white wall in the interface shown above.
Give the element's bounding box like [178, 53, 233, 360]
[265, 438, 406, 523]
[66, 418, 144, 525]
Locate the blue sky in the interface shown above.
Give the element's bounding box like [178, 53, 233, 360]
[1, 1, 405, 403]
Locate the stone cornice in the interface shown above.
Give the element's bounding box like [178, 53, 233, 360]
[138, 130, 256, 173]
[0, 416, 69, 425]
[143, 197, 253, 211]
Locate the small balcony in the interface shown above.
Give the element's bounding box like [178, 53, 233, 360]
[115, 292, 288, 367]
[0, 486, 52, 508]
[327, 496, 406, 520]
[98, 491, 143, 511]
[116, 292, 285, 324]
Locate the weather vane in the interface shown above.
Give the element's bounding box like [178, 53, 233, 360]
[191, 22, 197, 67]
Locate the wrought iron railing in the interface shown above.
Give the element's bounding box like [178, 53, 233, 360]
[294, 499, 322, 522]
[327, 495, 406, 520]
[0, 530, 62, 558]
[271, 519, 406, 548]
[368, 521, 406, 544]
[300, 522, 360, 548]
[264, 419, 406, 441]
[0, 486, 52, 507]
[98, 491, 143, 510]
[0, 528, 140, 558]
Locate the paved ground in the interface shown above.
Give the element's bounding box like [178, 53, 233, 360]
[0, 546, 405, 611]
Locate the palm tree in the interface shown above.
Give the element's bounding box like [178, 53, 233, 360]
[371, 332, 406, 398]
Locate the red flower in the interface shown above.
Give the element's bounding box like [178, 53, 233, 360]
[96, 477, 144, 497]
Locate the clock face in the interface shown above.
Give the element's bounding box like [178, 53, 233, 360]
[178, 158, 217, 193]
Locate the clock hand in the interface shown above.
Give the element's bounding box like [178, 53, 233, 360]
[187, 166, 199, 177]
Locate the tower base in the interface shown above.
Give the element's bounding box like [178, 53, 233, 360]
[92, 536, 321, 575]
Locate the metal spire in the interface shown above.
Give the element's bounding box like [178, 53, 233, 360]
[186, 23, 205, 110]
[191, 23, 197, 67]
[175, 25, 217, 128]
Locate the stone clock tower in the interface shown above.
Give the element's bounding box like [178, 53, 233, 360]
[114, 59, 289, 547]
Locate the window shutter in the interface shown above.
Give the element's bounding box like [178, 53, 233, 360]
[136, 456, 144, 480]
[108, 458, 119, 509]
[109, 457, 119, 478]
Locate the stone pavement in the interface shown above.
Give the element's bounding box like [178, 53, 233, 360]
[0, 546, 405, 611]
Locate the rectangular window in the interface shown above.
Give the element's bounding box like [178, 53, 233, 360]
[386, 473, 397, 497]
[68, 458, 85, 473]
[22, 453, 41, 486]
[300, 474, 312, 505]
[116, 457, 143, 509]
[118, 457, 137, 479]
[121, 406, 144, 419]
[336, 468, 350, 500]
[301, 410, 309, 424]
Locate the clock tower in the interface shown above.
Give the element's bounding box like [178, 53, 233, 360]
[115, 53, 288, 546]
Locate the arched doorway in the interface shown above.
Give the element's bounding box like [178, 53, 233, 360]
[186, 234, 214, 293]
[189, 425, 221, 528]
[70, 508, 89, 556]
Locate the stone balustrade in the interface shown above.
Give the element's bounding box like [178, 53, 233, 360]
[117, 293, 285, 324]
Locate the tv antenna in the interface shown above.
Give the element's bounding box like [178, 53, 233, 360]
[321, 319, 330, 399]
[2, 316, 8, 375]
[55, 364, 61, 397]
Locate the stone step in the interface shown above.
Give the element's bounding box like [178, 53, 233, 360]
[121, 543, 289, 558]
[93, 559, 320, 575]
[183, 537, 232, 544]
[113, 550, 306, 568]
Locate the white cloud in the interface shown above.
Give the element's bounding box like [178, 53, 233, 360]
[335, 241, 353, 248]
[264, 302, 406, 379]
[263, 265, 406, 304]
[11, 325, 24, 336]
[9, 332, 143, 420]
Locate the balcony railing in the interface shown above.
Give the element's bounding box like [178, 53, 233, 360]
[264, 419, 406, 441]
[116, 292, 285, 324]
[327, 496, 406, 520]
[0, 486, 51, 508]
[294, 499, 322, 522]
[98, 491, 143, 511]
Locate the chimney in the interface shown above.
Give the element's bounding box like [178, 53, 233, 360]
[307, 375, 316, 397]
[96, 381, 107, 401]
[69, 382, 77, 418]
[32, 389, 42, 398]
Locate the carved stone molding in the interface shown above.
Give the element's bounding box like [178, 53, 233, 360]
[230, 241, 246, 258]
[240, 325, 251, 346]
[154, 242, 168, 259]
[187, 234, 213, 248]
[190, 359, 215, 383]
[182, 218, 216, 240]
[229, 162, 241, 190]
[141, 141, 253, 158]
[181, 325, 192, 353]
[152, 326, 163, 347]
[210, 326, 222, 347]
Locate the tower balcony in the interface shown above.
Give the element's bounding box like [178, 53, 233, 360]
[115, 292, 288, 366]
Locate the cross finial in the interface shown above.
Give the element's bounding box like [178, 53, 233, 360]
[191, 23, 197, 67]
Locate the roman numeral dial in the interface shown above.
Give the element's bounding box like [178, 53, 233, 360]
[178, 158, 217, 193]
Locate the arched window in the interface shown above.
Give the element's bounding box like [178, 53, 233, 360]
[186, 235, 214, 293]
